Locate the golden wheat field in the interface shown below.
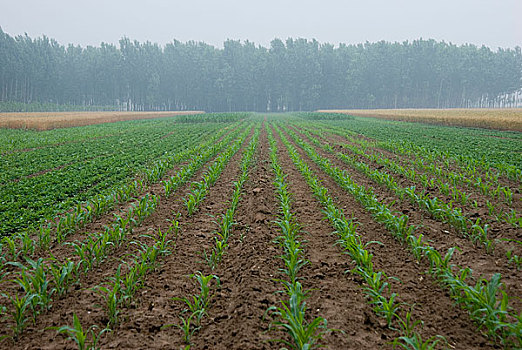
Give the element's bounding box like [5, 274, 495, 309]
[0, 111, 204, 130]
[318, 108, 522, 131]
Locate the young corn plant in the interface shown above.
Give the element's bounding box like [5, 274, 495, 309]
[274, 124, 446, 344]
[174, 272, 220, 326]
[1, 292, 36, 340]
[49, 258, 78, 298]
[267, 286, 329, 350]
[506, 250, 521, 270]
[166, 272, 221, 344]
[37, 224, 52, 251]
[175, 310, 203, 345]
[185, 192, 197, 216]
[12, 257, 55, 313]
[503, 209, 521, 228]
[267, 126, 331, 349]
[53, 313, 109, 350]
[93, 266, 123, 328]
[203, 238, 228, 270]
[2, 235, 20, 262]
[392, 333, 447, 350]
[396, 306, 423, 338]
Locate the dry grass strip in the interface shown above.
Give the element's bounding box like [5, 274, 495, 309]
[318, 108, 522, 132]
[0, 111, 204, 130]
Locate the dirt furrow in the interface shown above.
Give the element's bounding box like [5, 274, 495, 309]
[99, 129, 254, 349]
[284, 124, 522, 315]
[272, 126, 396, 349]
[6, 129, 252, 349]
[190, 125, 281, 349]
[274, 125, 496, 349]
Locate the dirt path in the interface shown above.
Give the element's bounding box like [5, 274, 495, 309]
[190, 125, 281, 349]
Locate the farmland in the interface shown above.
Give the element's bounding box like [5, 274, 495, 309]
[0, 112, 520, 349]
[0, 111, 204, 130]
[319, 108, 522, 131]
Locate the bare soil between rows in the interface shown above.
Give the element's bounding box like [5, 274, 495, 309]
[273, 125, 498, 349]
[2, 126, 247, 349]
[1, 121, 515, 349]
[284, 125, 522, 315]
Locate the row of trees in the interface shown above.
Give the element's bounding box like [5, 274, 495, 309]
[1, 28, 521, 111]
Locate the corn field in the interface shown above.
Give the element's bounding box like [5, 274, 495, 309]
[0, 112, 520, 349]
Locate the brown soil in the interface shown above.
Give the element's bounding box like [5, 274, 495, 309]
[277, 125, 522, 316]
[99, 128, 261, 349]
[290, 125, 522, 258]
[271, 129, 395, 348]
[273, 125, 499, 349]
[4, 127, 252, 349]
[1, 120, 517, 349]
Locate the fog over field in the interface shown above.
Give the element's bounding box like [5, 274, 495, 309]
[1, 2, 522, 348]
[1, 0, 521, 112]
[1, 0, 521, 49]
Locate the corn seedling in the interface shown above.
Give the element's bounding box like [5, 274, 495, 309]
[1, 292, 36, 340]
[93, 266, 123, 328]
[174, 271, 220, 328]
[392, 333, 447, 350]
[396, 305, 423, 338]
[49, 258, 78, 298]
[267, 288, 329, 350]
[53, 313, 109, 350]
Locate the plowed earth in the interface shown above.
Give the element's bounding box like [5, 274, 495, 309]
[2, 120, 519, 349]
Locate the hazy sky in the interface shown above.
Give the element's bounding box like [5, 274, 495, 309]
[1, 0, 521, 49]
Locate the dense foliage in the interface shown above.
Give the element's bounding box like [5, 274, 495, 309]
[1, 28, 521, 111]
[0, 118, 229, 236]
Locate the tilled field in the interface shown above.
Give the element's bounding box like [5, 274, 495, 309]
[0, 114, 520, 349]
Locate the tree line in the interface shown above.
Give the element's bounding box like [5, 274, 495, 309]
[1, 28, 521, 112]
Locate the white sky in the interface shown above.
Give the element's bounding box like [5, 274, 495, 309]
[1, 0, 521, 49]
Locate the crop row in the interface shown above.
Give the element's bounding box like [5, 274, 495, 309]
[183, 125, 253, 216]
[303, 121, 519, 208]
[275, 123, 521, 347]
[0, 192, 159, 341]
[0, 122, 244, 273]
[0, 126, 252, 342]
[294, 123, 522, 267]
[318, 118, 521, 181]
[0, 122, 236, 236]
[92, 123, 254, 347]
[203, 126, 259, 269]
[173, 124, 259, 346]
[266, 124, 329, 348]
[270, 124, 447, 348]
[0, 122, 216, 184]
[289, 126, 500, 253]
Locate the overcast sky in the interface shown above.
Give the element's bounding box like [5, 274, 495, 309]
[1, 0, 521, 49]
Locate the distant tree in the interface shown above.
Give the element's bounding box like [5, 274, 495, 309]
[0, 28, 520, 111]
